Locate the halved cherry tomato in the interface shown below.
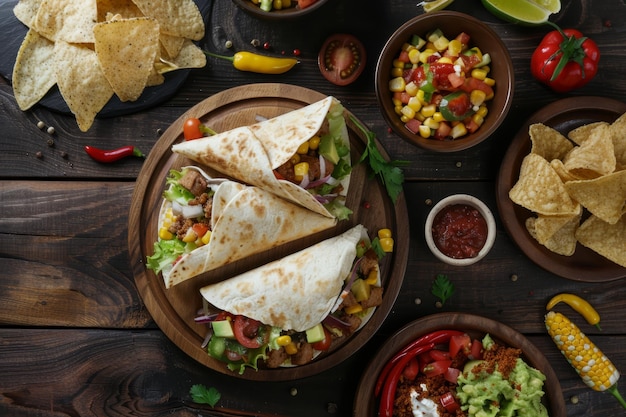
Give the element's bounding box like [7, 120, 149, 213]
[440, 391, 460, 412]
[312, 326, 332, 351]
[449, 333, 471, 358]
[233, 315, 263, 349]
[318, 34, 366, 86]
[422, 359, 452, 377]
[183, 118, 203, 141]
[402, 357, 420, 381]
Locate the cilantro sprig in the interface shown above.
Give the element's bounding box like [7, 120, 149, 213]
[431, 274, 455, 305]
[190, 384, 221, 407]
[351, 116, 408, 204]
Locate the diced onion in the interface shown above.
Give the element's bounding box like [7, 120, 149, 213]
[181, 204, 204, 219]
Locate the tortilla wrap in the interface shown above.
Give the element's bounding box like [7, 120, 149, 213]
[199, 224, 366, 332]
[171, 97, 351, 218]
[158, 167, 337, 288]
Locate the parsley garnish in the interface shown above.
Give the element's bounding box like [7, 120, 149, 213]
[431, 274, 455, 305]
[190, 384, 221, 407]
[351, 116, 408, 204]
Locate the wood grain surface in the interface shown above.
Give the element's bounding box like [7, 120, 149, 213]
[2, 0, 626, 416]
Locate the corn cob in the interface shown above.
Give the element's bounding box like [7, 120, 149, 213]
[545, 311, 626, 409]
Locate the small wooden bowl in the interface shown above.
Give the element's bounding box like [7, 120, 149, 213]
[353, 312, 567, 417]
[231, 0, 329, 19]
[375, 11, 514, 152]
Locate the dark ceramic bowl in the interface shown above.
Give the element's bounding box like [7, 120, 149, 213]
[353, 313, 566, 417]
[375, 11, 514, 152]
[232, 0, 328, 19]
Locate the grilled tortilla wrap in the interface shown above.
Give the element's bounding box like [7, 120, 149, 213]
[199, 224, 366, 332]
[171, 97, 351, 219]
[150, 166, 337, 288]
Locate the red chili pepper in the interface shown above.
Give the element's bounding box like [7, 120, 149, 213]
[374, 329, 463, 396]
[530, 22, 600, 93]
[84, 145, 144, 163]
[379, 342, 435, 417]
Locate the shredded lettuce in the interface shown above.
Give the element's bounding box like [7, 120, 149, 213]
[146, 239, 186, 274]
[163, 169, 195, 205]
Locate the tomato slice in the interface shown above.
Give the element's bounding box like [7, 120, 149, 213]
[233, 315, 263, 349]
[312, 326, 332, 351]
[183, 118, 203, 140]
[318, 34, 366, 86]
[449, 333, 471, 358]
[422, 359, 452, 377]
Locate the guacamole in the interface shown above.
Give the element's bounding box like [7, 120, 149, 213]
[455, 335, 548, 417]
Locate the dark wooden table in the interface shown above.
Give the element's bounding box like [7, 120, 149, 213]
[1, 1, 625, 416]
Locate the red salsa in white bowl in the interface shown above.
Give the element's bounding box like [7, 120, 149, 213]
[425, 194, 496, 266]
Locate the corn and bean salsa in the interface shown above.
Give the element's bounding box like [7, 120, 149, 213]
[388, 29, 495, 141]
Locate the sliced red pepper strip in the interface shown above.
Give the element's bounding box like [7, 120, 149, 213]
[84, 145, 145, 163]
[374, 329, 463, 396]
[378, 342, 435, 417]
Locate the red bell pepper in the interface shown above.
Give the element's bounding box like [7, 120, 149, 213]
[530, 23, 600, 93]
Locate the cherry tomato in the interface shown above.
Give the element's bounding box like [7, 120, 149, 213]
[318, 34, 366, 86]
[233, 315, 262, 349]
[312, 326, 332, 351]
[183, 118, 203, 141]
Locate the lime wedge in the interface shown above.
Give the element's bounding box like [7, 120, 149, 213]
[420, 0, 455, 13]
[481, 0, 558, 25]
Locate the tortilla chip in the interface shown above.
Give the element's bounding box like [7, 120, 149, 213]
[567, 121, 609, 146]
[509, 153, 580, 216]
[576, 215, 626, 267]
[53, 41, 114, 132]
[156, 39, 206, 74]
[563, 123, 616, 179]
[96, 0, 143, 22]
[526, 213, 580, 257]
[529, 123, 574, 161]
[33, 0, 97, 43]
[93, 17, 160, 102]
[13, 0, 42, 27]
[526, 205, 582, 245]
[609, 112, 626, 170]
[159, 33, 185, 59]
[564, 170, 626, 225]
[131, 0, 204, 41]
[146, 67, 165, 87]
[549, 159, 580, 182]
[12, 29, 56, 111]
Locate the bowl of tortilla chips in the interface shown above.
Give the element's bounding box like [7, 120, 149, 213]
[497, 96, 626, 282]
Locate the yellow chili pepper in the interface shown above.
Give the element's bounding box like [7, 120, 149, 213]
[546, 293, 601, 330]
[204, 50, 298, 74]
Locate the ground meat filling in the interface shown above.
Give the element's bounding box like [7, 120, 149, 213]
[393, 341, 523, 417]
[167, 169, 214, 239]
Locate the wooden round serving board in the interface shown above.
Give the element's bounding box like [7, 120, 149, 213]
[128, 83, 410, 381]
[354, 312, 567, 417]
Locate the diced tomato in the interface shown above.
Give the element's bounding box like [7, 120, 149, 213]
[297, 0, 318, 8]
[469, 338, 484, 360]
[215, 311, 234, 321]
[393, 91, 411, 105]
[192, 223, 209, 238]
[459, 54, 482, 71]
[273, 170, 285, 180]
[434, 121, 452, 140]
[429, 349, 451, 361]
[449, 333, 471, 358]
[418, 350, 433, 367]
[422, 359, 453, 377]
[444, 366, 461, 384]
[466, 118, 481, 133]
[440, 392, 461, 412]
[461, 77, 494, 98]
[455, 32, 471, 47]
[446, 92, 472, 119]
[404, 66, 426, 84]
[448, 72, 465, 89]
[398, 50, 410, 63]
[405, 118, 422, 134]
[403, 357, 420, 381]
[430, 62, 456, 91]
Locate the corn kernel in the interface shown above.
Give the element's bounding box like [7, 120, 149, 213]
[159, 228, 174, 240]
[276, 335, 292, 346]
[345, 304, 363, 315]
[470, 89, 487, 107]
[273, 0, 282, 9]
[392, 59, 405, 69]
[380, 237, 394, 253]
[394, 105, 403, 116]
[308, 135, 320, 150]
[483, 77, 496, 87]
[389, 77, 406, 92]
[378, 228, 392, 239]
[365, 270, 378, 285]
[419, 49, 435, 64]
[447, 39, 463, 56]
[437, 56, 453, 64]
[407, 96, 422, 112]
[405, 81, 419, 97]
[391, 67, 403, 78]
[433, 36, 449, 51]
[290, 153, 301, 165]
[201, 230, 211, 245]
[420, 104, 436, 118]
[471, 113, 484, 127]
[401, 105, 416, 120]
[408, 48, 420, 65]
[296, 141, 309, 154]
[471, 68, 488, 81]
[400, 114, 411, 124]
[423, 117, 440, 130]
[294, 162, 309, 181]
[476, 105, 488, 118]
[432, 111, 445, 123]
[285, 342, 298, 355]
[451, 123, 467, 139]
[283, 0, 291, 5]
[418, 125, 432, 138]
[182, 228, 197, 243]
